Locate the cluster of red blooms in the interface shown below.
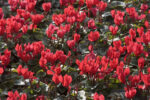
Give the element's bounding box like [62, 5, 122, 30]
[111, 10, 125, 25]
[15, 41, 45, 63]
[47, 64, 72, 92]
[67, 33, 80, 50]
[8, 0, 37, 12]
[86, 0, 107, 11]
[0, 8, 44, 40]
[39, 49, 71, 69]
[7, 90, 27, 100]
[126, 7, 146, 20]
[0, 49, 11, 75]
[0, 15, 25, 40]
[49, 5, 86, 40]
[5, 90, 47, 100]
[76, 49, 101, 77]
[17, 65, 36, 80]
[0, 0, 52, 41]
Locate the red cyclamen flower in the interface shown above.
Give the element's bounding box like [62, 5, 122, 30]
[22, 25, 28, 34]
[76, 11, 86, 22]
[88, 31, 100, 42]
[67, 40, 76, 49]
[96, 1, 107, 12]
[129, 28, 136, 39]
[141, 4, 148, 12]
[126, 7, 138, 19]
[144, 20, 149, 28]
[88, 19, 96, 29]
[0, 8, 4, 19]
[62, 74, 72, 92]
[142, 73, 150, 86]
[109, 25, 118, 35]
[138, 57, 145, 69]
[0, 49, 11, 66]
[125, 87, 136, 99]
[93, 92, 105, 100]
[114, 11, 124, 25]
[20, 93, 27, 100]
[52, 74, 63, 84]
[46, 24, 58, 39]
[74, 33, 80, 43]
[137, 27, 144, 37]
[42, 2, 51, 12]
[79, 0, 84, 6]
[17, 65, 36, 79]
[31, 14, 44, 25]
[7, 90, 27, 100]
[7, 90, 20, 100]
[0, 67, 4, 75]
[52, 14, 66, 26]
[86, 0, 99, 8]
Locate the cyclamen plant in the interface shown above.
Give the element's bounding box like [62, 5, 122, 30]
[0, 0, 150, 100]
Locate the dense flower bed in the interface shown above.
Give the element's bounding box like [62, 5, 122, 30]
[0, 0, 150, 100]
